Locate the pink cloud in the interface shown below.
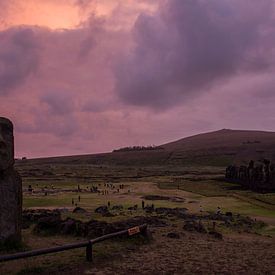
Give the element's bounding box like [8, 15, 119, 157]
[0, 0, 275, 158]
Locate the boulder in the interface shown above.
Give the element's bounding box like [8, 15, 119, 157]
[95, 206, 108, 214]
[73, 207, 87, 214]
[183, 220, 207, 233]
[23, 209, 61, 229]
[155, 207, 187, 217]
[33, 215, 61, 234]
[112, 205, 123, 210]
[208, 231, 223, 239]
[167, 232, 180, 239]
[128, 205, 138, 211]
[60, 218, 78, 235]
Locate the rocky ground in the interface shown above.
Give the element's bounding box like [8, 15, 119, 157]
[81, 227, 275, 275]
[2, 171, 274, 274]
[1, 208, 274, 274]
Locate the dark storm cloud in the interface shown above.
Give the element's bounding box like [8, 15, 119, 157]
[2, 0, 275, 158]
[114, 0, 275, 108]
[0, 27, 40, 95]
[41, 91, 75, 115]
[16, 112, 79, 138]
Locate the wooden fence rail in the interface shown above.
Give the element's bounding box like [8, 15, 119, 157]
[0, 224, 147, 263]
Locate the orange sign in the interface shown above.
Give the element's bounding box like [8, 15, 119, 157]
[128, 226, 140, 236]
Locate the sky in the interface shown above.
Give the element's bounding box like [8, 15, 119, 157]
[0, 0, 275, 158]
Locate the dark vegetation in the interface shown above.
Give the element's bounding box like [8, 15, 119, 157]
[113, 145, 164, 152]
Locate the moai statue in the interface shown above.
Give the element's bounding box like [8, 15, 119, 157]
[0, 117, 22, 244]
[263, 159, 270, 183]
[248, 160, 254, 182]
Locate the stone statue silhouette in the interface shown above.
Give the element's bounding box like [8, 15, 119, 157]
[0, 117, 22, 244]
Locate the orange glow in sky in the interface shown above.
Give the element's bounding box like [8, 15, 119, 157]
[0, 0, 157, 30]
[1, 0, 82, 30]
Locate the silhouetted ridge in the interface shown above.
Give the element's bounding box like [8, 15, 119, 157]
[18, 129, 275, 167]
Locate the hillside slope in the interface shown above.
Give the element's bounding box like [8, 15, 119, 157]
[17, 129, 275, 167]
[162, 129, 275, 166]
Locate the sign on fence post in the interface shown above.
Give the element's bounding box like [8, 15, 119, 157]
[128, 226, 140, 236]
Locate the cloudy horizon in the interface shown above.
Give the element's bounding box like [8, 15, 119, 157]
[1, 0, 275, 158]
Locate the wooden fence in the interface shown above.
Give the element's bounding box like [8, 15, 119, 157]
[0, 224, 147, 263]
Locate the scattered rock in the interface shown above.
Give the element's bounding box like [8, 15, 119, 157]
[167, 232, 180, 239]
[183, 220, 207, 233]
[23, 209, 61, 229]
[114, 216, 167, 228]
[112, 205, 123, 210]
[155, 207, 187, 217]
[208, 231, 223, 240]
[33, 216, 62, 234]
[73, 207, 87, 214]
[102, 212, 115, 217]
[58, 208, 69, 213]
[95, 206, 109, 214]
[128, 205, 138, 211]
[31, 208, 166, 238]
[144, 205, 154, 213]
[60, 218, 78, 235]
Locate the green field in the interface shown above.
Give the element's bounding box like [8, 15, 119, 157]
[1, 160, 274, 274]
[17, 161, 275, 221]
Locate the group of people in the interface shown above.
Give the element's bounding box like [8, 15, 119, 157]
[71, 195, 81, 206]
[77, 182, 131, 196]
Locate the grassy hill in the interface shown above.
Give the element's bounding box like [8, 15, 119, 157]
[16, 129, 275, 167]
[162, 129, 275, 166]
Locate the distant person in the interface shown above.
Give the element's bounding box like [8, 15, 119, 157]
[108, 201, 110, 208]
[142, 200, 145, 209]
[199, 205, 203, 214]
[216, 206, 221, 215]
[72, 198, 74, 205]
[212, 221, 216, 231]
[78, 195, 81, 202]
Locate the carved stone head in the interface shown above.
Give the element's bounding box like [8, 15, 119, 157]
[0, 117, 14, 171]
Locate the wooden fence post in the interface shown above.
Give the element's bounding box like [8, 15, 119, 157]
[0, 224, 148, 263]
[86, 241, 93, 262]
